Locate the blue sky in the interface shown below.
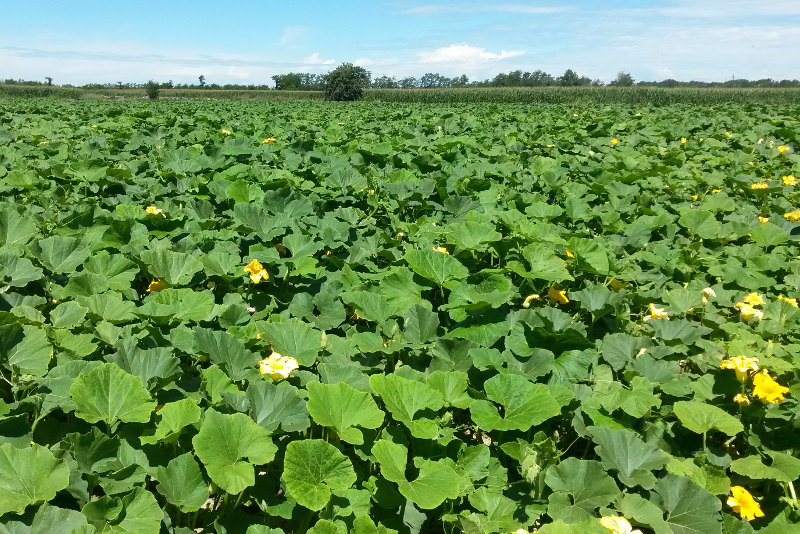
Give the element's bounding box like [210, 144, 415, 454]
[3, 0, 799, 86]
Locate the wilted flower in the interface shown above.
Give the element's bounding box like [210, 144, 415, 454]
[397, 232, 405, 240]
[145, 205, 165, 216]
[733, 393, 750, 405]
[727, 486, 765, 521]
[782, 175, 797, 186]
[752, 370, 790, 404]
[247, 306, 256, 314]
[644, 303, 669, 321]
[742, 292, 765, 306]
[147, 279, 167, 292]
[720, 355, 759, 382]
[523, 294, 542, 308]
[548, 287, 569, 305]
[750, 182, 768, 190]
[609, 279, 628, 291]
[600, 516, 642, 534]
[777, 295, 798, 307]
[432, 246, 449, 254]
[221, 129, 232, 135]
[777, 145, 791, 155]
[757, 215, 770, 223]
[258, 352, 299, 380]
[784, 210, 800, 222]
[735, 302, 763, 321]
[262, 137, 276, 143]
[244, 258, 269, 284]
[701, 287, 716, 304]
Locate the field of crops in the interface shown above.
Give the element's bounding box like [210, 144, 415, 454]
[0, 98, 799, 534]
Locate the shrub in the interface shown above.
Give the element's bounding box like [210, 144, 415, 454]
[144, 80, 160, 100]
[324, 63, 370, 101]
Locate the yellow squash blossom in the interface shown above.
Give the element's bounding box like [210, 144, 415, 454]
[777, 145, 791, 155]
[220, 129, 232, 135]
[727, 486, 765, 521]
[757, 215, 769, 223]
[523, 294, 542, 308]
[681, 137, 687, 144]
[565, 250, 575, 258]
[784, 210, 800, 222]
[610, 138, 620, 146]
[777, 295, 798, 307]
[752, 371, 790, 404]
[691, 194, 699, 201]
[701, 287, 716, 304]
[432, 246, 449, 254]
[600, 516, 642, 534]
[262, 137, 276, 143]
[724, 131, 732, 137]
[644, 303, 669, 321]
[720, 355, 759, 382]
[145, 205, 165, 216]
[750, 182, 768, 190]
[735, 302, 763, 321]
[782, 175, 796, 186]
[548, 287, 569, 305]
[733, 393, 750, 405]
[147, 279, 167, 292]
[742, 292, 765, 306]
[244, 258, 269, 284]
[712, 188, 723, 193]
[258, 352, 299, 380]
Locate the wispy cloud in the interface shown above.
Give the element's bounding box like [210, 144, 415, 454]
[303, 52, 336, 65]
[401, 3, 565, 16]
[278, 26, 306, 47]
[418, 44, 525, 64]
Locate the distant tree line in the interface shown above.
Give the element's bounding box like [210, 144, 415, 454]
[4, 71, 800, 91]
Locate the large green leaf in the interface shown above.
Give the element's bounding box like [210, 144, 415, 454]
[673, 401, 743, 436]
[369, 373, 444, 439]
[194, 327, 260, 382]
[137, 288, 214, 323]
[544, 458, 620, 523]
[306, 381, 383, 445]
[372, 439, 461, 510]
[521, 244, 573, 282]
[469, 373, 561, 432]
[140, 249, 204, 286]
[33, 236, 89, 274]
[0, 254, 43, 288]
[0, 503, 89, 534]
[140, 398, 201, 445]
[654, 474, 722, 534]
[3, 325, 51, 377]
[247, 380, 310, 433]
[259, 317, 321, 367]
[106, 341, 181, 391]
[155, 452, 210, 512]
[678, 209, 720, 239]
[69, 362, 156, 426]
[729, 455, 795, 483]
[588, 426, 669, 489]
[192, 409, 277, 494]
[404, 248, 469, 288]
[283, 439, 356, 511]
[0, 443, 70, 516]
[0, 210, 37, 247]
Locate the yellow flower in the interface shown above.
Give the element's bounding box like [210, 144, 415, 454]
[609, 279, 627, 291]
[546, 144, 555, 148]
[748, 162, 754, 166]
[145, 205, 165, 216]
[750, 182, 768, 190]
[681, 138, 687, 144]
[262, 137, 276, 143]
[757, 215, 769, 223]
[733, 393, 750, 405]
[752, 370, 790, 404]
[777, 295, 798, 307]
[244, 258, 269, 284]
[565, 250, 575, 258]
[701, 287, 716, 304]
[782, 175, 796, 186]
[777, 145, 791, 155]
[397, 232, 405, 240]
[724, 131, 732, 137]
[712, 188, 723, 193]
[691, 194, 698, 201]
[735, 302, 763, 321]
[720, 355, 759, 382]
[610, 138, 620, 146]
[742, 292, 765, 306]
[432, 246, 449, 254]
[548, 287, 569, 305]
[147, 279, 167, 293]
[727, 486, 765, 521]
[784, 210, 800, 222]
[523, 294, 542, 308]
[644, 303, 669, 321]
[600, 516, 642, 534]
[221, 129, 232, 135]
[258, 352, 299, 380]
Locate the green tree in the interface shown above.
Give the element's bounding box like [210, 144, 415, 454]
[324, 63, 371, 101]
[144, 80, 160, 99]
[558, 69, 581, 86]
[609, 71, 635, 87]
[45, 77, 53, 86]
[198, 75, 205, 87]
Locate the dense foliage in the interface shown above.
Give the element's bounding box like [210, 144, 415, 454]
[324, 64, 371, 101]
[0, 98, 798, 534]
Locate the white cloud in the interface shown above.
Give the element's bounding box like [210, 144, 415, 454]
[402, 3, 565, 16]
[278, 26, 306, 47]
[354, 57, 374, 67]
[303, 52, 335, 65]
[418, 44, 525, 64]
[226, 67, 251, 79]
